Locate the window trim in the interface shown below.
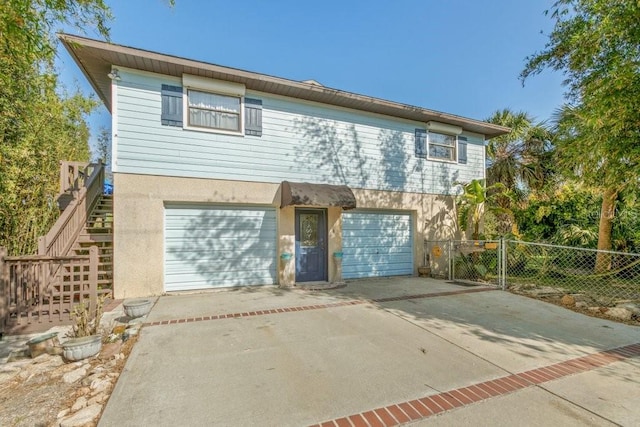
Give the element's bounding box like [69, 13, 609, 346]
[183, 88, 245, 136]
[427, 130, 458, 163]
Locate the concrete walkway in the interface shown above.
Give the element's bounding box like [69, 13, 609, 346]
[99, 278, 640, 426]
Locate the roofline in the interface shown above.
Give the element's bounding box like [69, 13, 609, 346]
[58, 33, 510, 139]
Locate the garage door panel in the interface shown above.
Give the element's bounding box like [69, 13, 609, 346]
[164, 205, 276, 291]
[342, 211, 413, 279]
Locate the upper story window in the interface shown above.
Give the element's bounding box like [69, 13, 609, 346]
[161, 75, 263, 136]
[187, 90, 241, 132]
[428, 131, 456, 161]
[415, 124, 467, 164]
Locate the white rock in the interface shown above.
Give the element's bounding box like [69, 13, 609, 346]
[32, 354, 64, 369]
[57, 409, 70, 419]
[88, 392, 108, 405]
[31, 353, 53, 364]
[6, 349, 30, 362]
[127, 317, 145, 326]
[59, 404, 102, 427]
[18, 370, 32, 381]
[82, 373, 101, 387]
[90, 377, 112, 394]
[0, 359, 31, 372]
[616, 303, 640, 315]
[606, 307, 633, 321]
[0, 364, 22, 374]
[90, 366, 107, 375]
[63, 366, 88, 384]
[575, 301, 588, 309]
[0, 369, 21, 383]
[71, 396, 87, 412]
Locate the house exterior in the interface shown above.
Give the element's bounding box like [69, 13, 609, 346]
[60, 34, 509, 299]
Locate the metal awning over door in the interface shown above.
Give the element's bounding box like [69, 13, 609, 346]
[280, 181, 356, 209]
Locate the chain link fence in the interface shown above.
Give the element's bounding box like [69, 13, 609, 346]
[424, 239, 640, 304]
[505, 240, 640, 304]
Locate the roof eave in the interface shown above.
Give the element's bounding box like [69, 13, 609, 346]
[58, 33, 510, 139]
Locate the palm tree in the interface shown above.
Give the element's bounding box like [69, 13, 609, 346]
[485, 109, 553, 235]
[486, 109, 553, 198]
[456, 179, 509, 240]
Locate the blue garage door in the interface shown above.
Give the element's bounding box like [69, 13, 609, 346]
[342, 211, 413, 279]
[164, 205, 277, 291]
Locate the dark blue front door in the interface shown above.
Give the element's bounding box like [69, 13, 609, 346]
[295, 209, 327, 282]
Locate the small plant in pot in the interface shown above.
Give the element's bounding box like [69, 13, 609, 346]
[62, 296, 105, 362]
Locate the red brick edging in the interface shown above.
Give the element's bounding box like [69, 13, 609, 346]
[138, 288, 638, 425]
[310, 343, 640, 427]
[143, 287, 495, 327]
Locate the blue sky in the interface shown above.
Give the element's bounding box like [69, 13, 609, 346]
[57, 0, 566, 149]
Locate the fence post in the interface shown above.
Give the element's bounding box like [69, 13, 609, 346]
[0, 247, 7, 333]
[448, 240, 453, 281]
[498, 238, 504, 290]
[89, 246, 98, 315]
[501, 239, 508, 290]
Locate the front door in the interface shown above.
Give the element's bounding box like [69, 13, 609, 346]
[295, 209, 327, 282]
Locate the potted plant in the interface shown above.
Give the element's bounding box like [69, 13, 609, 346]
[123, 298, 153, 318]
[62, 297, 105, 361]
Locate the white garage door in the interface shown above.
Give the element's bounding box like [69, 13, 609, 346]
[164, 205, 277, 291]
[342, 211, 413, 279]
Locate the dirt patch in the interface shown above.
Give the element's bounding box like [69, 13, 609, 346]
[512, 290, 640, 327]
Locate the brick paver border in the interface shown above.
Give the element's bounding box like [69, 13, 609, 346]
[139, 288, 639, 425]
[143, 287, 495, 327]
[310, 343, 640, 427]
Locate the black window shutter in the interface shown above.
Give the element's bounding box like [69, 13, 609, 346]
[245, 98, 263, 136]
[415, 129, 427, 157]
[161, 84, 183, 127]
[458, 136, 468, 164]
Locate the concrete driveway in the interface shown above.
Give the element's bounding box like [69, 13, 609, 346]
[99, 278, 640, 426]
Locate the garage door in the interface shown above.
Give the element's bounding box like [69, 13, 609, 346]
[164, 205, 277, 291]
[342, 211, 413, 279]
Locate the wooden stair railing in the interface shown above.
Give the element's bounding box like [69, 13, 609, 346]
[39, 162, 105, 258]
[0, 161, 110, 332]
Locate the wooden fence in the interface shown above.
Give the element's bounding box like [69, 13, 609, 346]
[0, 246, 109, 332]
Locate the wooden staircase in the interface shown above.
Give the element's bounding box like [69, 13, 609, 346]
[1, 161, 113, 333]
[72, 194, 113, 290]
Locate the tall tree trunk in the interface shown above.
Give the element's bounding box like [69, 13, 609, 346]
[594, 187, 618, 273]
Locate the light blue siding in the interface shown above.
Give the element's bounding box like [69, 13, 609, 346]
[342, 211, 413, 279]
[164, 205, 276, 291]
[115, 69, 485, 195]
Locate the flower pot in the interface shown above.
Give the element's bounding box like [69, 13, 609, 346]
[27, 332, 60, 358]
[418, 266, 431, 277]
[62, 335, 102, 361]
[123, 298, 153, 318]
[280, 252, 293, 261]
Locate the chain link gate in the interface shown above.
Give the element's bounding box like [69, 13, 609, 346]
[450, 240, 502, 287]
[424, 240, 504, 287]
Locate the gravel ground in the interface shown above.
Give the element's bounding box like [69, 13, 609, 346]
[0, 336, 137, 427]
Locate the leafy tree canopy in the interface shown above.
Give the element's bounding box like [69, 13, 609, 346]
[0, 0, 112, 254]
[521, 0, 640, 190]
